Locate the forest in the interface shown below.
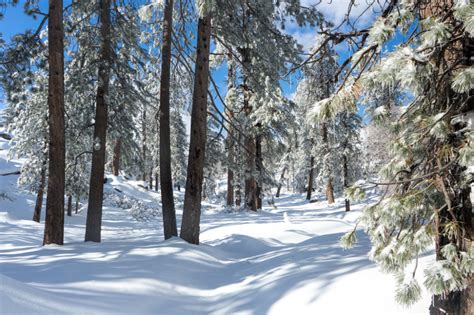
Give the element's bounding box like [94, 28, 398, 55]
[0, 0, 473, 314]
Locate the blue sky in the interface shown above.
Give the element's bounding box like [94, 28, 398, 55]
[0, 0, 384, 112]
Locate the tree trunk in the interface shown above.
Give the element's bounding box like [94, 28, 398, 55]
[256, 132, 263, 209]
[43, 0, 65, 246]
[142, 109, 147, 182]
[306, 155, 314, 201]
[276, 166, 287, 198]
[322, 122, 334, 204]
[66, 194, 72, 216]
[226, 55, 234, 207]
[180, 14, 212, 245]
[112, 138, 121, 176]
[155, 172, 158, 192]
[343, 154, 350, 211]
[75, 194, 80, 214]
[85, 0, 111, 243]
[158, 0, 178, 240]
[235, 133, 242, 207]
[33, 165, 47, 223]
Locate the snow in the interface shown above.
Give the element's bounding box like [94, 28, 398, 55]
[0, 147, 432, 314]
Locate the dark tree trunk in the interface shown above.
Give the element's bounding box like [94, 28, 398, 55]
[43, 0, 65, 245]
[33, 165, 47, 223]
[256, 132, 263, 209]
[343, 154, 350, 211]
[235, 133, 242, 207]
[180, 14, 212, 245]
[75, 194, 80, 214]
[306, 155, 314, 201]
[155, 172, 158, 192]
[112, 138, 121, 176]
[142, 109, 147, 182]
[85, 0, 111, 243]
[66, 194, 72, 216]
[158, 0, 178, 240]
[276, 166, 287, 198]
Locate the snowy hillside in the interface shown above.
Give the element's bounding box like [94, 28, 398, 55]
[0, 143, 432, 315]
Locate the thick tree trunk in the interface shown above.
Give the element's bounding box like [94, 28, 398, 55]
[85, 0, 111, 243]
[33, 165, 47, 223]
[66, 194, 72, 217]
[43, 0, 65, 245]
[343, 154, 350, 211]
[306, 155, 314, 201]
[112, 138, 121, 176]
[180, 14, 212, 245]
[276, 166, 287, 198]
[158, 0, 178, 240]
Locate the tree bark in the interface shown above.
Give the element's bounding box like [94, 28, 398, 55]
[158, 0, 178, 240]
[276, 166, 287, 198]
[66, 194, 72, 216]
[112, 138, 121, 176]
[343, 154, 350, 211]
[256, 132, 263, 209]
[180, 14, 212, 245]
[155, 172, 158, 192]
[225, 55, 234, 207]
[43, 0, 65, 245]
[235, 133, 242, 206]
[322, 123, 334, 204]
[75, 194, 80, 214]
[85, 0, 111, 243]
[33, 165, 47, 223]
[306, 155, 314, 201]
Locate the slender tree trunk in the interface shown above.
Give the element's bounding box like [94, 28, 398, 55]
[276, 166, 287, 198]
[84, 0, 111, 243]
[158, 0, 178, 240]
[112, 138, 121, 176]
[256, 132, 263, 209]
[43, 0, 65, 245]
[235, 133, 242, 206]
[66, 194, 72, 216]
[33, 165, 47, 223]
[75, 194, 80, 214]
[343, 153, 350, 211]
[226, 55, 234, 207]
[155, 172, 158, 192]
[180, 14, 212, 245]
[321, 122, 334, 204]
[306, 155, 314, 201]
[142, 109, 147, 181]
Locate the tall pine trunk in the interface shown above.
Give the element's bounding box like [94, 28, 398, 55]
[343, 154, 350, 211]
[43, 0, 65, 245]
[158, 0, 178, 240]
[33, 165, 47, 223]
[66, 194, 72, 216]
[255, 132, 263, 209]
[276, 166, 287, 198]
[180, 14, 212, 245]
[306, 155, 314, 201]
[112, 138, 121, 176]
[322, 123, 334, 204]
[85, 0, 111, 243]
[225, 55, 234, 207]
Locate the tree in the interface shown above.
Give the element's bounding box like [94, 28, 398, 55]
[43, 0, 65, 245]
[312, 0, 473, 312]
[85, 0, 111, 243]
[180, 7, 212, 245]
[158, 0, 178, 239]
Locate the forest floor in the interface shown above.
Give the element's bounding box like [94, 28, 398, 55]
[0, 139, 432, 314]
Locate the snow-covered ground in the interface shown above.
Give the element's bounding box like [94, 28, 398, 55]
[0, 139, 432, 314]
